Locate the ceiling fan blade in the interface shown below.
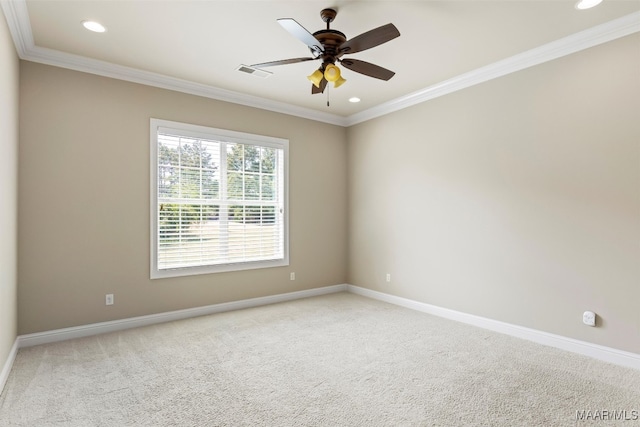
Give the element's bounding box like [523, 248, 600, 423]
[339, 23, 400, 55]
[251, 57, 317, 68]
[311, 78, 327, 94]
[340, 58, 395, 81]
[278, 18, 324, 56]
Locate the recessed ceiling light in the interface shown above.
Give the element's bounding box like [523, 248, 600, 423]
[349, 97, 361, 103]
[82, 20, 106, 33]
[575, 0, 603, 10]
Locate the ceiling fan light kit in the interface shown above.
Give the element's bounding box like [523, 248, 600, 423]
[251, 8, 400, 97]
[308, 63, 346, 89]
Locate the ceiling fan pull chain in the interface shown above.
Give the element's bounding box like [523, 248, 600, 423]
[327, 84, 330, 107]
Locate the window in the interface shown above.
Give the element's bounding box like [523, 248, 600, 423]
[150, 119, 288, 278]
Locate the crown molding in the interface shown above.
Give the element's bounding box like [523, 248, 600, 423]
[27, 44, 350, 127]
[0, 0, 32, 55]
[2, 1, 638, 128]
[345, 11, 640, 126]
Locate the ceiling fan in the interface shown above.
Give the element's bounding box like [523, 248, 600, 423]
[251, 8, 400, 94]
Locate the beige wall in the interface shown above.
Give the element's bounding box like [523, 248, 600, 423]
[0, 10, 19, 370]
[348, 34, 640, 354]
[14, 30, 640, 355]
[18, 62, 348, 334]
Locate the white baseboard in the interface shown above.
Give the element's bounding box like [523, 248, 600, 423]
[6, 282, 637, 389]
[347, 285, 640, 371]
[0, 339, 18, 395]
[17, 284, 347, 349]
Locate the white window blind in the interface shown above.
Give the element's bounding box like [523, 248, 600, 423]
[150, 119, 288, 278]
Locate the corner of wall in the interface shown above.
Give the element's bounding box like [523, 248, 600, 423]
[0, 5, 20, 394]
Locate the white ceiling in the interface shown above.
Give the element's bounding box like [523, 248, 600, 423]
[2, 0, 640, 125]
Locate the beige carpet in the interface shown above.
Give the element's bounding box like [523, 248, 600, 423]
[1, 292, 638, 426]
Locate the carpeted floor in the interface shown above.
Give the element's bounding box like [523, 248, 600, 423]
[1, 292, 639, 426]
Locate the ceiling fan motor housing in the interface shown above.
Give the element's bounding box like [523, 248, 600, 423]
[313, 8, 346, 68]
[312, 29, 346, 67]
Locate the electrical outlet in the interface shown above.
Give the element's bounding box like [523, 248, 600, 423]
[386, 273, 391, 282]
[582, 311, 596, 327]
[290, 272, 295, 281]
[105, 294, 114, 306]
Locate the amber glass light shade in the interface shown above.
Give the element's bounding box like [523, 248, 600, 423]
[324, 64, 340, 82]
[307, 69, 324, 88]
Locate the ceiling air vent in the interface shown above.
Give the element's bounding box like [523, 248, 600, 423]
[236, 65, 273, 78]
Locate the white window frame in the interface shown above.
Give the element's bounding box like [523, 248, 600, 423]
[150, 118, 289, 279]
